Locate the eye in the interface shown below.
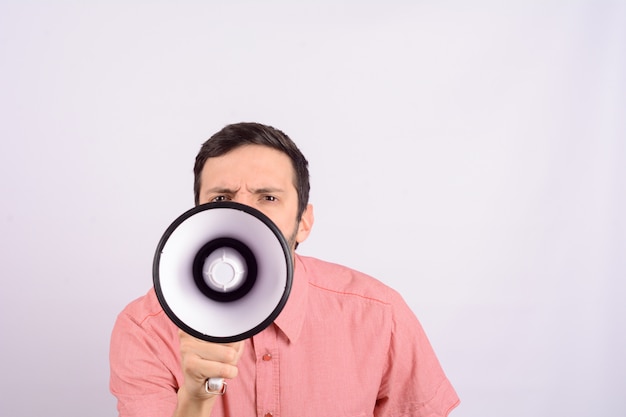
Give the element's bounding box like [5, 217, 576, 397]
[263, 195, 277, 202]
[211, 195, 229, 202]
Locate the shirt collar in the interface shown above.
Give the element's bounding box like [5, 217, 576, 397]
[274, 253, 308, 343]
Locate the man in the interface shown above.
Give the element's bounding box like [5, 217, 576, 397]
[110, 122, 460, 417]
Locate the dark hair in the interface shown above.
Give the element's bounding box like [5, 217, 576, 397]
[193, 122, 310, 220]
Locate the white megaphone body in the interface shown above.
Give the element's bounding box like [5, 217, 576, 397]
[153, 201, 293, 343]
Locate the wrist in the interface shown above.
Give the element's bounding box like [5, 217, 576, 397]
[173, 385, 217, 417]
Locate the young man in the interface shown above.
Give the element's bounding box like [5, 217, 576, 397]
[110, 122, 460, 417]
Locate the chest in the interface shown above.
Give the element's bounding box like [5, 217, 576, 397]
[213, 302, 391, 417]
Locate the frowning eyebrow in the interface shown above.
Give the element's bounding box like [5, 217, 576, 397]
[203, 186, 285, 195]
[204, 186, 239, 194]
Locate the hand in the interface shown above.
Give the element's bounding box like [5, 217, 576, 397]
[174, 330, 245, 416]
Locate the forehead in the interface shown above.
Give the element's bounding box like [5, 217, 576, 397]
[200, 144, 296, 186]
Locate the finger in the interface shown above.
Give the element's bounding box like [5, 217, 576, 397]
[179, 331, 245, 365]
[217, 340, 245, 363]
[234, 340, 245, 361]
[182, 354, 240, 381]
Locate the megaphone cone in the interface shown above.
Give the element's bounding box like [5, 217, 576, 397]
[153, 202, 293, 343]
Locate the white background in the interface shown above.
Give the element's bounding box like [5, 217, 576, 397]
[1, 1, 625, 416]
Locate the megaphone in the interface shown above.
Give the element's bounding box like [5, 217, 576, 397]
[153, 201, 293, 344]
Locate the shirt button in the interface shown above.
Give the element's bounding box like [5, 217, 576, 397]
[262, 353, 272, 361]
[264, 413, 273, 417]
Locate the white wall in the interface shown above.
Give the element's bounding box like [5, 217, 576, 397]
[1, 1, 624, 416]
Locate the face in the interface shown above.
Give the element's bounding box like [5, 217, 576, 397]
[198, 144, 313, 252]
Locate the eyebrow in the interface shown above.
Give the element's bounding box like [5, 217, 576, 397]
[204, 186, 239, 195]
[203, 186, 285, 195]
[249, 186, 285, 194]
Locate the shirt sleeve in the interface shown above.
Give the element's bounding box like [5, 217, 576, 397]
[109, 304, 181, 417]
[375, 293, 460, 417]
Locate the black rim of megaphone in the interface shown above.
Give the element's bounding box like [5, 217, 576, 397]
[152, 201, 294, 343]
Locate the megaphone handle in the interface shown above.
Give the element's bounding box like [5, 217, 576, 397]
[205, 377, 227, 395]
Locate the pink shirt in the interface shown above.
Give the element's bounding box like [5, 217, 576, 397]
[110, 255, 459, 417]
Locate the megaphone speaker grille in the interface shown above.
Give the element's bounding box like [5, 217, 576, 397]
[192, 237, 257, 302]
[153, 202, 293, 343]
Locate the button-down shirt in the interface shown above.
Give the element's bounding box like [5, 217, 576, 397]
[110, 255, 460, 417]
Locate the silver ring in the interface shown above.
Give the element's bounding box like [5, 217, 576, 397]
[205, 377, 227, 395]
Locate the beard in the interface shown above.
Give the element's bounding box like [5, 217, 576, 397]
[285, 218, 300, 251]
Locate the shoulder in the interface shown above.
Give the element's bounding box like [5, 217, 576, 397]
[111, 289, 180, 371]
[296, 254, 404, 306]
[118, 288, 164, 322]
[113, 289, 177, 338]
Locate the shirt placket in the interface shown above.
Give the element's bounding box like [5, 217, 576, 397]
[253, 324, 280, 417]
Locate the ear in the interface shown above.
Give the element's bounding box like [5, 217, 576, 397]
[295, 204, 314, 245]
